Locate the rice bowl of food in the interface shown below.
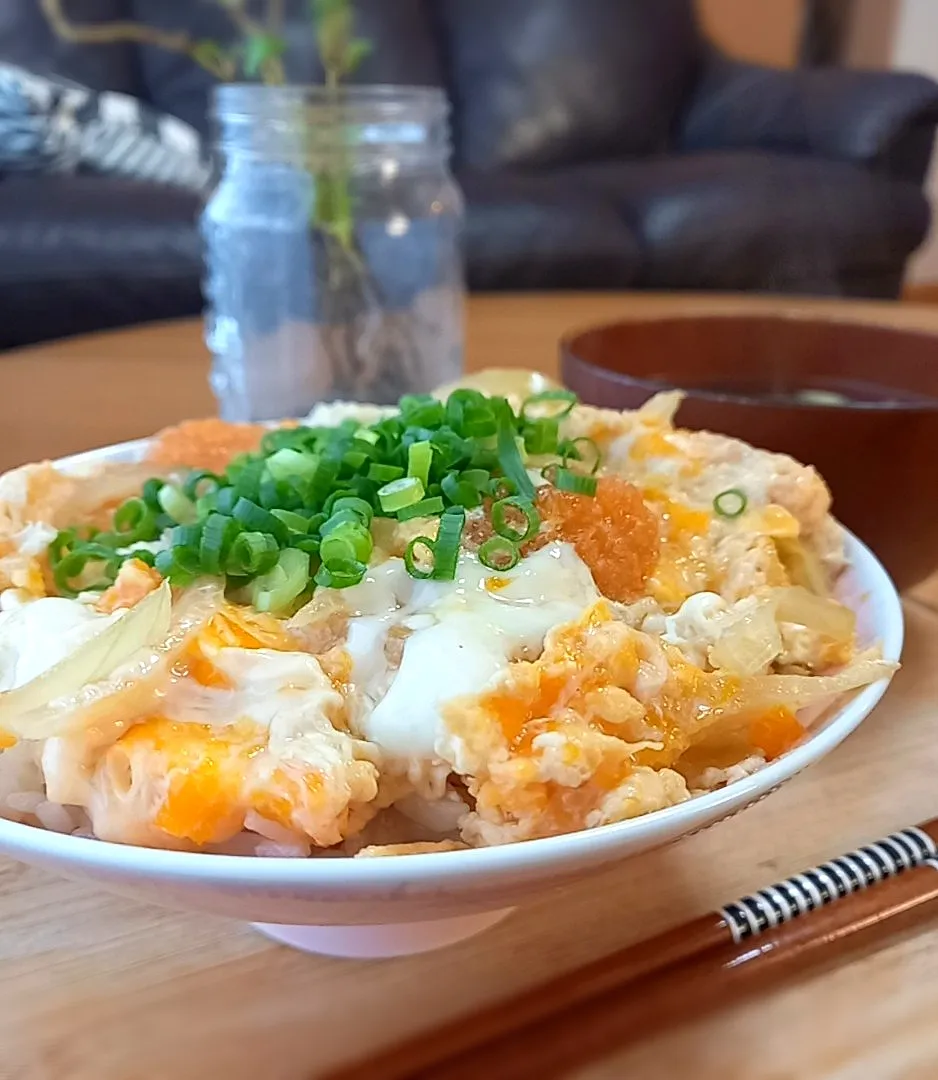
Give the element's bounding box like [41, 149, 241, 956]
[0, 373, 902, 957]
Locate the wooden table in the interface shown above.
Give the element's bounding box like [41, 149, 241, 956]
[3, 293, 938, 1080]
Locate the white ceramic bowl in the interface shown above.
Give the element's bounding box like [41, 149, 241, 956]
[0, 440, 904, 958]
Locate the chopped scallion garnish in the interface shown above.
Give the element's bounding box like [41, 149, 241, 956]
[550, 467, 598, 496]
[378, 476, 426, 513]
[479, 536, 520, 572]
[51, 383, 584, 607]
[713, 488, 748, 519]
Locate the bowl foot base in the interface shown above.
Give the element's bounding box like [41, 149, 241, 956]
[252, 908, 515, 958]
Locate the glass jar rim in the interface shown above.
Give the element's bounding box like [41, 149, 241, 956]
[214, 83, 449, 117]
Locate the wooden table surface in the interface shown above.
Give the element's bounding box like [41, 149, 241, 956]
[3, 293, 938, 1080]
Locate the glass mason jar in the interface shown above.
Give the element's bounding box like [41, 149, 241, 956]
[202, 85, 465, 422]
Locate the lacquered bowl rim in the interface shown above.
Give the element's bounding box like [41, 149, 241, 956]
[561, 315, 938, 413]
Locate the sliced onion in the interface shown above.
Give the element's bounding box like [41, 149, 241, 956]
[709, 598, 782, 677]
[0, 582, 171, 729]
[0, 580, 222, 740]
[432, 368, 560, 402]
[773, 585, 855, 644]
[775, 537, 830, 597]
[637, 390, 684, 426]
[741, 654, 897, 715]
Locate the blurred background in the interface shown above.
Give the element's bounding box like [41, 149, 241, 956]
[701, 0, 938, 296]
[0, 0, 936, 352]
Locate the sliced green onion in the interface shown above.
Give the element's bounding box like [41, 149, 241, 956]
[232, 497, 289, 544]
[521, 389, 577, 422]
[560, 436, 602, 475]
[196, 491, 219, 518]
[314, 557, 367, 589]
[552, 468, 598, 496]
[308, 458, 339, 507]
[183, 470, 222, 501]
[495, 403, 535, 500]
[441, 473, 482, 509]
[322, 488, 360, 517]
[48, 528, 79, 567]
[492, 497, 540, 544]
[378, 476, 425, 513]
[170, 524, 203, 550]
[343, 449, 369, 470]
[400, 394, 446, 428]
[396, 496, 445, 522]
[354, 427, 380, 445]
[489, 476, 517, 501]
[252, 548, 310, 613]
[329, 496, 373, 526]
[404, 536, 436, 580]
[266, 448, 319, 483]
[431, 507, 465, 581]
[368, 462, 404, 483]
[479, 536, 520, 572]
[157, 485, 198, 525]
[320, 523, 372, 565]
[54, 546, 121, 596]
[321, 509, 367, 536]
[523, 418, 560, 456]
[292, 535, 321, 557]
[142, 478, 166, 511]
[460, 468, 491, 493]
[225, 531, 280, 576]
[214, 487, 239, 515]
[446, 390, 496, 438]
[154, 545, 202, 586]
[270, 509, 312, 535]
[112, 498, 159, 544]
[407, 440, 433, 489]
[199, 513, 240, 575]
[231, 458, 266, 501]
[714, 488, 748, 519]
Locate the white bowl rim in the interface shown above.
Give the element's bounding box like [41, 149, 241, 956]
[0, 439, 904, 890]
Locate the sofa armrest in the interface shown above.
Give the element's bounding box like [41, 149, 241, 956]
[677, 51, 938, 184]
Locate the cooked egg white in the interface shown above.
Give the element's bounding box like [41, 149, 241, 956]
[162, 647, 351, 765]
[336, 542, 600, 761]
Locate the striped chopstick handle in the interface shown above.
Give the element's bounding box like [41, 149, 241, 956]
[721, 827, 938, 943]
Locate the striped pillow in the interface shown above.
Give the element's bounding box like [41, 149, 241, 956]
[0, 63, 212, 193]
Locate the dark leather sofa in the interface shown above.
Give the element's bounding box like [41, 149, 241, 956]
[0, 0, 936, 350]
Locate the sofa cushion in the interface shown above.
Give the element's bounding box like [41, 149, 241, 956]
[0, 174, 202, 348]
[437, 0, 701, 171]
[566, 152, 931, 294]
[459, 171, 642, 290]
[132, 0, 444, 135]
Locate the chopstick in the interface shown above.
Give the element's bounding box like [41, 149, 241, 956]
[327, 820, 938, 1080]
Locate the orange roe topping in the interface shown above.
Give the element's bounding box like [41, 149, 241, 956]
[537, 476, 659, 601]
[147, 418, 264, 473]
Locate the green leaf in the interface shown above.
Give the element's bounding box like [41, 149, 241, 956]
[342, 37, 372, 76]
[243, 33, 287, 78]
[311, 0, 353, 74]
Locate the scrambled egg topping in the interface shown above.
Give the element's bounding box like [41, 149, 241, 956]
[0, 394, 887, 855]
